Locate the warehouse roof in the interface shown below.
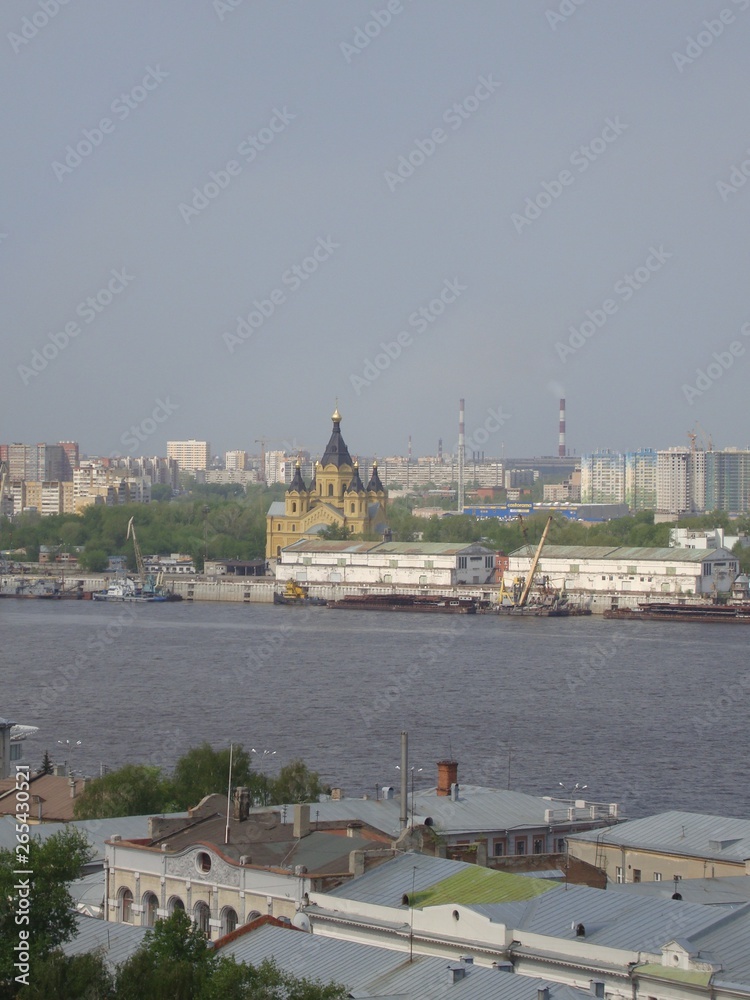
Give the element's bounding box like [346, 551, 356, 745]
[569, 810, 750, 862]
[510, 545, 734, 564]
[281, 540, 492, 556]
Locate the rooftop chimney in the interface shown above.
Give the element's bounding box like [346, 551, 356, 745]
[399, 731, 408, 830]
[293, 803, 311, 839]
[233, 786, 250, 822]
[558, 397, 566, 458]
[437, 760, 458, 797]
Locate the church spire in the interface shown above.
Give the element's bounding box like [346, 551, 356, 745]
[321, 407, 352, 468]
[367, 460, 384, 494]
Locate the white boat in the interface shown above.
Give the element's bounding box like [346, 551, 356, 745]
[92, 577, 169, 603]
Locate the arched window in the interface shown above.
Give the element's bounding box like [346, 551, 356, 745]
[276, 546, 281, 558]
[291, 502, 297, 512]
[246, 909, 262, 924]
[350, 503, 355, 513]
[168, 896, 185, 914]
[194, 901, 211, 937]
[328, 483, 333, 496]
[142, 891, 159, 927]
[292, 524, 296, 531]
[221, 906, 238, 936]
[119, 887, 133, 923]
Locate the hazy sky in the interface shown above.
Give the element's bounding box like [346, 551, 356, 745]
[3, 1, 750, 461]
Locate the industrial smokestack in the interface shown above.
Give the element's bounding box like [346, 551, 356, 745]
[408, 435, 412, 464]
[458, 399, 465, 512]
[438, 438, 443, 464]
[558, 398, 566, 458]
[400, 731, 408, 830]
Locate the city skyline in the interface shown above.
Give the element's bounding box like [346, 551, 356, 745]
[2, 3, 749, 457]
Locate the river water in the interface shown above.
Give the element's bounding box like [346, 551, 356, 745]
[2, 600, 747, 819]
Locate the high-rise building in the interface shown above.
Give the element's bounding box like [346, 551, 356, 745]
[166, 440, 210, 473]
[581, 450, 625, 504]
[656, 448, 706, 515]
[705, 449, 750, 514]
[225, 450, 248, 471]
[624, 449, 657, 511]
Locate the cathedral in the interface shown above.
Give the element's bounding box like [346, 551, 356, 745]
[265, 408, 388, 560]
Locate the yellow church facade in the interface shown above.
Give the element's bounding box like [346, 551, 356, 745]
[265, 409, 388, 561]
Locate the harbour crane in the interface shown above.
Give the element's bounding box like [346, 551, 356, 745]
[518, 514, 555, 608]
[127, 516, 146, 590]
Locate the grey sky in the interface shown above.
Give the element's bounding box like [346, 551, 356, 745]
[3, 1, 749, 461]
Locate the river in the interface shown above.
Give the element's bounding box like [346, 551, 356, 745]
[2, 600, 746, 818]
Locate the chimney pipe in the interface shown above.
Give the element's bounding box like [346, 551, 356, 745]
[458, 399, 465, 512]
[399, 731, 408, 830]
[558, 398, 566, 458]
[437, 760, 458, 797]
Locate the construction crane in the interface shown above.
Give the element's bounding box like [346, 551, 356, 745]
[516, 513, 533, 556]
[127, 517, 146, 590]
[518, 514, 554, 608]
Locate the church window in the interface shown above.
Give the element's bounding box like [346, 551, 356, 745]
[292, 524, 296, 531]
[291, 502, 297, 512]
[328, 484, 333, 497]
[350, 503, 355, 513]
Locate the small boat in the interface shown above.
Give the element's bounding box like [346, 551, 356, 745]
[92, 577, 180, 603]
[273, 580, 327, 606]
[328, 594, 477, 614]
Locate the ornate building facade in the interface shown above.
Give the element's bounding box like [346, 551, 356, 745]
[265, 409, 388, 560]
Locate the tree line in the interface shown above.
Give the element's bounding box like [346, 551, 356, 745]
[66, 743, 325, 820]
[3, 481, 749, 573]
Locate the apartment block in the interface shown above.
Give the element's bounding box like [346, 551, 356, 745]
[166, 440, 210, 473]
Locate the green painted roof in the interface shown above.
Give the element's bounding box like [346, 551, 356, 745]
[411, 865, 556, 908]
[637, 964, 713, 987]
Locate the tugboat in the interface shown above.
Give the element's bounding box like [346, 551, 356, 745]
[92, 518, 182, 603]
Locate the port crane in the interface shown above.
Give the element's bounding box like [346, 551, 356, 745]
[517, 514, 555, 608]
[127, 516, 147, 590]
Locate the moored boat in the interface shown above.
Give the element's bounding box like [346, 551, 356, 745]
[604, 601, 750, 623]
[328, 594, 477, 613]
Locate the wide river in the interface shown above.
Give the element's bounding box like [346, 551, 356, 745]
[2, 600, 747, 819]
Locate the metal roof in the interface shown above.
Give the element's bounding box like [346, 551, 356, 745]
[326, 852, 471, 905]
[220, 922, 590, 999]
[569, 810, 750, 862]
[63, 914, 148, 968]
[509, 545, 731, 564]
[473, 883, 737, 953]
[685, 904, 750, 986]
[281, 540, 492, 555]
[610, 875, 750, 906]
[262, 785, 596, 839]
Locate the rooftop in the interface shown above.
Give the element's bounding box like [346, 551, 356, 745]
[510, 545, 734, 564]
[569, 810, 750, 862]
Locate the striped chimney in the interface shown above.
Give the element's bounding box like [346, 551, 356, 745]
[558, 398, 566, 458]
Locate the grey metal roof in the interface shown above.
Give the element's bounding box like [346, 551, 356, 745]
[0, 812, 186, 864]
[327, 852, 471, 905]
[220, 922, 591, 999]
[684, 904, 750, 986]
[267, 500, 285, 515]
[569, 811, 750, 862]
[285, 786, 594, 839]
[610, 875, 750, 906]
[509, 544, 729, 564]
[473, 883, 738, 954]
[63, 914, 148, 968]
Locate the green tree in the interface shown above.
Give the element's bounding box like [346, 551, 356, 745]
[0, 828, 92, 992]
[318, 523, 352, 540]
[269, 759, 325, 805]
[26, 950, 114, 1000]
[37, 750, 54, 775]
[114, 909, 216, 1000]
[150, 484, 173, 502]
[169, 743, 266, 810]
[72, 765, 171, 820]
[78, 548, 109, 572]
